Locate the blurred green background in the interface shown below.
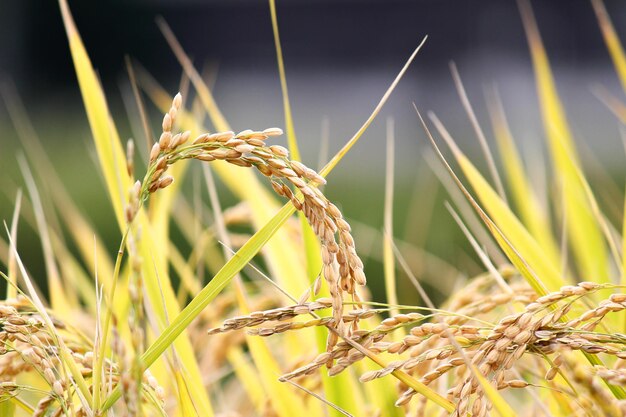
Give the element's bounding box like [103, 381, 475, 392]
[1, 0, 626, 304]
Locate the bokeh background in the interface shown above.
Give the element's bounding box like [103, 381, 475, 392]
[1, 0, 626, 302]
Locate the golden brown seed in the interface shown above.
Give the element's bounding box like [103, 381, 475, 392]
[225, 138, 246, 147]
[290, 160, 306, 176]
[162, 113, 172, 132]
[610, 294, 626, 303]
[252, 148, 273, 159]
[158, 176, 174, 189]
[149, 143, 161, 162]
[211, 131, 235, 142]
[173, 92, 182, 109]
[226, 158, 252, 167]
[249, 133, 269, 140]
[256, 164, 272, 177]
[150, 168, 164, 183]
[169, 107, 177, 123]
[288, 176, 306, 188]
[211, 149, 241, 159]
[246, 138, 266, 147]
[271, 181, 284, 196]
[263, 127, 283, 136]
[545, 367, 558, 380]
[159, 131, 172, 150]
[234, 144, 255, 154]
[352, 268, 366, 286]
[309, 174, 327, 185]
[507, 380, 529, 388]
[193, 133, 209, 144]
[169, 133, 181, 149]
[327, 203, 342, 218]
[236, 129, 254, 138]
[44, 368, 55, 383]
[132, 180, 142, 200]
[178, 131, 191, 147]
[269, 145, 289, 157]
[279, 167, 297, 177]
[196, 154, 216, 162]
[291, 196, 303, 210]
[267, 158, 288, 169]
[53, 380, 64, 396]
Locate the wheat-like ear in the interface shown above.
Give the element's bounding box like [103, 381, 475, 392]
[0, 294, 165, 417]
[132, 93, 366, 344]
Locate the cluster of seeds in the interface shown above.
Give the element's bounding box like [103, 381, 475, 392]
[206, 267, 626, 416]
[280, 330, 384, 380]
[0, 298, 74, 415]
[136, 93, 367, 343]
[0, 298, 165, 417]
[207, 298, 334, 335]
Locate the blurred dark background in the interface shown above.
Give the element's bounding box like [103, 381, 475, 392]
[4, 1, 626, 88]
[1, 0, 626, 301]
[2, 0, 626, 170]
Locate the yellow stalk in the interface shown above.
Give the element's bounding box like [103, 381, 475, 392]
[486, 87, 560, 266]
[269, 0, 301, 161]
[621, 141, 626, 330]
[19, 158, 72, 315]
[6, 190, 21, 299]
[451, 63, 507, 201]
[321, 38, 427, 177]
[226, 349, 268, 411]
[58, 0, 130, 227]
[592, 0, 626, 93]
[173, 368, 198, 417]
[428, 111, 562, 292]
[519, 0, 609, 283]
[384, 118, 400, 317]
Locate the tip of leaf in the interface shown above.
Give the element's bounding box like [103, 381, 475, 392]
[58, 0, 78, 38]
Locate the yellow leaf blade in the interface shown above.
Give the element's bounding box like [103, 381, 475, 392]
[428, 112, 561, 292]
[58, 0, 130, 230]
[520, 0, 609, 282]
[486, 89, 560, 267]
[592, 0, 626, 93]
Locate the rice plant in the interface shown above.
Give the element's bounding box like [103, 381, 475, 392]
[2, 0, 626, 416]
